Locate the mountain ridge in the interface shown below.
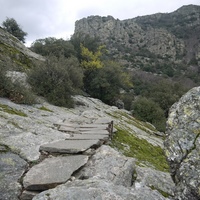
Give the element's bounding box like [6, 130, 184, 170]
[73, 4, 200, 81]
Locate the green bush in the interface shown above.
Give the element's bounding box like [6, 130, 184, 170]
[132, 97, 166, 132]
[28, 55, 83, 107]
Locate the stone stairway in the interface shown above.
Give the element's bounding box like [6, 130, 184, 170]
[20, 117, 114, 199]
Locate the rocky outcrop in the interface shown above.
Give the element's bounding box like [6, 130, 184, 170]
[0, 94, 172, 199]
[33, 146, 172, 200]
[73, 5, 200, 76]
[164, 86, 200, 200]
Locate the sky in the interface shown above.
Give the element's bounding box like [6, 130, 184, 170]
[0, 0, 200, 46]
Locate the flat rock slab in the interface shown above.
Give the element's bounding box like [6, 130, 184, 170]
[23, 155, 88, 191]
[40, 139, 100, 154]
[0, 152, 27, 200]
[94, 118, 112, 124]
[66, 134, 109, 140]
[58, 126, 79, 133]
[80, 130, 109, 135]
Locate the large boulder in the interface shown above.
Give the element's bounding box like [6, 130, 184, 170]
[164, 86, 200, 200]
[80, 145, 135, 187]
[33, 177, 168, 200]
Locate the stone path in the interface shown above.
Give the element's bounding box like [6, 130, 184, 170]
[21, 118, 113, 199]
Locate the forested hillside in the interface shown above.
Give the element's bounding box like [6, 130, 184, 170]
[1, 5, 199, 132]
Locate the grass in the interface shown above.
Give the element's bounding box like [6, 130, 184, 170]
[0, 104, 27, 117]
[107, 110, 158, 134]
[110, 128, 169, 172]
[39, 106, 53, 112]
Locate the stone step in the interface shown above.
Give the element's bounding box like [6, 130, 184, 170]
[80, 130, 109, 135]
[65, 134, 109, 140]
[39, 139, 100, 154]
[23, 155, 88, 191]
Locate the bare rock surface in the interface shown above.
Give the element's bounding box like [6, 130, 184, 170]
[0, 152, 27, 200]
[39, 139, 100, 154]
[164, 86, 200, 200]
[23, 155, 88, 191]
[81, 145, 135, 187]
[134, 166, 175, 197]
[33, 177, 169, 200]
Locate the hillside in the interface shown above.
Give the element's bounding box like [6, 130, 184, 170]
[73, 5, 200, 84]
[0, 11, 199, 200]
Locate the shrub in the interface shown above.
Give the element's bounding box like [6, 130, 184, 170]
[132, 97, 166, 132]
[28, 55, 83, 107]
[0, 65, 36, 104]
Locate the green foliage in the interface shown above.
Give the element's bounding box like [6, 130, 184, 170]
[0, 104, 27, 117]
[70, 34, 101, 61]
[83, 61, 132, 104]
[28, 55, 83, 107]
[30, 37, 76, 58]
[80, 44, 104, 69]
[132, 97, 166, 132]
[2, 17, 27, 43]
[110, 128, 169, 172]
[0, 65, 36, 104]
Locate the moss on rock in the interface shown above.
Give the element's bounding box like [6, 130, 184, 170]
[110, 128, 169, 172]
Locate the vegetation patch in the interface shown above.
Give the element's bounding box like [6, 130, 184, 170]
[149, 185, 171, 198]
[110, 128, 169, 172]
[108, 110, 157, 134]
[0, 104, 27, 117]
[39, 106, 53, 112]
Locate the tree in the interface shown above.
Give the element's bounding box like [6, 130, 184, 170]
[30, 37, 76, 58]
[84, 61, 132, 104]
[2, 17, 27, 43]
[132, 97, 166, 132]
[28, 55, 83, 107]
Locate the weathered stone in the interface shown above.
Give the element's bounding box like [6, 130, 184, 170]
[80, 145, 135, 187]
[134, 166, 175, 197]
[33, 178, 169, 200]
[65, 134, 109, 140]
[0, 152, 27, 200]
[23, 155, 88, 191]
[20, 190, 40, 200]
[94, 117, 113, 124]
[164, 86, 200, 200]
[80, 130, 109, 135]
[40, 139, 100, 154]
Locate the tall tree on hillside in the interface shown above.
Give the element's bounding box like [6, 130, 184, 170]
[2, 17, 27, 43]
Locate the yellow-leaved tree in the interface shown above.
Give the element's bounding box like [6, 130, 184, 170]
[80, 43, 105, 69]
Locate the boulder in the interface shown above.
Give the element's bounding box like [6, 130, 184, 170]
[164, 86, 200, 200]
[33, 177, 168, 200]
[0, 152, 27, 200]
[80, 145, 135, 187]
[23, 155, 88, 191]
[134, 166, 175, 198]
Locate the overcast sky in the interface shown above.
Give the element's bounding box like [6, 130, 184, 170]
[0, 0, 200, 46]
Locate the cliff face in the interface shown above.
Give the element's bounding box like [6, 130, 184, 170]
[74, 5, 200, 76]
[164, 86, 200, 200]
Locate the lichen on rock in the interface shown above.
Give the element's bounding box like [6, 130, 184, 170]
[164, 86, 200, 200]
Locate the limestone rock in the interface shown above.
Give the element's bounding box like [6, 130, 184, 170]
[164, 86, 200, 200]
[0, 152, 27, 200]
[39, 139, 100, 154]
[81, 145, 135, 187]
[134, 166, 175, 198]
[23, 155, 88, 191]
[33, 178, 168, 200]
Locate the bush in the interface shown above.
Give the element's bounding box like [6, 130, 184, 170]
[28, 55, 83, 107]
[132, 97, 166, 132]
[2, 17, 27, 43]
[0, 66, 37, 104]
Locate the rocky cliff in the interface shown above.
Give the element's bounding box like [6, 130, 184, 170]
[73, 5, 200, 78]
[164, 86, 200, 200]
